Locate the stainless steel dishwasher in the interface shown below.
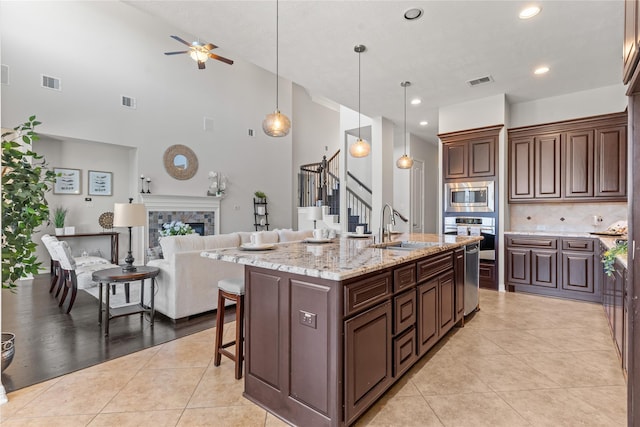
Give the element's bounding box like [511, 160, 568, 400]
[464, 243, 480, 315]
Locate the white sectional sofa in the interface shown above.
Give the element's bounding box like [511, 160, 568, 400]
[147, 229, 312, 321]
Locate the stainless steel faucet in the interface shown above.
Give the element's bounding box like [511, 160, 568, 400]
[379, 203, 396, 243]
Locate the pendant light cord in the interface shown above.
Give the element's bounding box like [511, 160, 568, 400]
[404, 83, 407, 153]
[358, 48, 361, 140]
[275, 0, 280, 111]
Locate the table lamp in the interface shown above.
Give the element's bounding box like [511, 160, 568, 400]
[307, 206, 323, 229]
[113, 198, 146, 272]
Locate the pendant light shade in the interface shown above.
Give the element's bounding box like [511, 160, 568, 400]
[396, 81, 414, 169]
[350, 45, 370, 158]
[263, 0, 291, 137]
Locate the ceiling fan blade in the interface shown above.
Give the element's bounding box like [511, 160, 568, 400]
[203, 43, 217, 51]
[164, 50, 189, 55]
[208, 53, 234, 65]
[197, 60, 206, 70]
[170, 35, 192, 47]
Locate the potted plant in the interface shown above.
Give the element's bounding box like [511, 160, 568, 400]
[2, 116, 57, 375]
[254, 190, 267, 203]
[52, 206, 67, 236]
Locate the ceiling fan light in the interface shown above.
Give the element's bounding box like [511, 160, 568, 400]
[189, 50, 208, 62]
[349, 138, 370, 158]
[396, 154, 413, 169]
[262, 110, 291, 137]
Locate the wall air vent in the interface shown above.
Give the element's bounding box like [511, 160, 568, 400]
[1, 65, 9, 85]
[121, 95, 136, 109]
[466, 75, 494, 87]
[41, 74, 61, 91]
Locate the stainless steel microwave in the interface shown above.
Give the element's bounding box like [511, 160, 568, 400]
[444, 181, 495, 213]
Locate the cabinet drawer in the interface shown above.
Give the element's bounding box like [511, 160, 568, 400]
[393, 289, 416, 335]
[393, 327, 417, 378]
[506, 236, 557, 249]
[417, 251, 453, 283]
[562, 239, 595, 252]
[394, 263, 416, 292]
[344, 272, 392, 317]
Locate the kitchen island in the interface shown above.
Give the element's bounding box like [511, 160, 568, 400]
[202, 233, 481, 427]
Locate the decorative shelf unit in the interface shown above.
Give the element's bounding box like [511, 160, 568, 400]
[253, 198, 270, 231]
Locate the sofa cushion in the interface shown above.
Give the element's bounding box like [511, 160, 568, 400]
[159, 235, 205, 261]
[277, 229, 313, 242]
[203, 233, 241, 250]
[237, 230, 279, 244]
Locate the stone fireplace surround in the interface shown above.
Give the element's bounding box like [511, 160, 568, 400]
[139, 194, 221, 251]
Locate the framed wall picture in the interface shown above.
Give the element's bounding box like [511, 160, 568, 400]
[88, 170, 112, 196]
[53, 168, 81, 195]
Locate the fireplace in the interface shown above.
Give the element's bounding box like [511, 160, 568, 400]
[140, 194, 221, 249]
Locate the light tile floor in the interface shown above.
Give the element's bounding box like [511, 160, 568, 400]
[0, 289, 627, 426]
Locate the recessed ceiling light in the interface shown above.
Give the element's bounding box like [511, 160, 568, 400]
[534, 66, 549, 75]
[410, 98, 422, 105]
[419, 121, 428, 126]
[404, 8, 423, 21]
[519, 6, 541, 19]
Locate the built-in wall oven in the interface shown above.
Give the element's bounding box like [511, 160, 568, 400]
[444, 181, 494, 213]
[444, 216, 495, 261]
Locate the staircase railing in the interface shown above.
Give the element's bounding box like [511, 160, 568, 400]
[298, 151, 372, 231]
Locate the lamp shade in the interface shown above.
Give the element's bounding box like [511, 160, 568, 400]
[262, 110, 291, 137]
[113, 203, 146, 227]
[349, 138, 371, 158]
[307, 206, 323, 221]
[396, 154, 414, 169]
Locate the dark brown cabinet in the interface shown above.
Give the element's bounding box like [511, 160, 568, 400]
[505, 235, 601, 302]
[417, 279, 438, 357]
[624, 0, 640, 84]
[508, 112, 627, 203]
[454, 248, 465, 323]
[601, 248, 628, 373]
[440, 125, 501, 180]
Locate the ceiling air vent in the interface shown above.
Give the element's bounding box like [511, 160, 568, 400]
[1, 65, 9, 85]
[466, 75, 494, 87]
[41, 74, 61, 91]
[121, 95, 136, 109]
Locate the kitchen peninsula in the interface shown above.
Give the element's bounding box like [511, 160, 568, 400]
[202, 233, 481, 427]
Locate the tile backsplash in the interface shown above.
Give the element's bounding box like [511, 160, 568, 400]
[509, 202, 627, 233]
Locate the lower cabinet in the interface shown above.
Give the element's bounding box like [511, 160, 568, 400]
[505, 235, 601, 302]
[454, 248, 465, 322]
[344, 301, 393, 425]
[417, 279, 438, 356]
[601, 253, 628, 374]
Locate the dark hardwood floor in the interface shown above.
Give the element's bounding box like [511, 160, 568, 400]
[1, 274, 229, 393]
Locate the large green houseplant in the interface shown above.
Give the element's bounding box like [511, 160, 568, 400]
[2, 116, 56, 290]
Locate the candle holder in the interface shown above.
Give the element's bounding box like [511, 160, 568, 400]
[145, 178, 151, 194]
[140, 176, 145, 193]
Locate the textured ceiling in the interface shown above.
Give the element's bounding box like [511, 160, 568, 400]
[127, 1, 624, 142]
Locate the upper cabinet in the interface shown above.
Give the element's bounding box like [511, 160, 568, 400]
[440, 125, 501, 181]
[624, 0, 640, 85]
[508, 112, 627, 203]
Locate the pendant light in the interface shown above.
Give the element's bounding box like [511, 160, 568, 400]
[262, 0, 291, 137]
[349, 44, 371, 158]
[396, 81, 414, 169]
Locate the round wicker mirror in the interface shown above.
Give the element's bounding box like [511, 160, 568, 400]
[163, 144, 198, 180]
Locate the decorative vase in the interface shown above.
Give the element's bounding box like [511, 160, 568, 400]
[55, 227, 64, 236]
[1, 333, 15, 372]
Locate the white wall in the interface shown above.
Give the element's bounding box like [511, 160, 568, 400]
[509, 84, 627, 127]
[0, 1, 342, 264]
[410, 134, 439, 233]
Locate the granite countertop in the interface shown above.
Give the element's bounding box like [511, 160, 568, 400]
[201, 233, 482, 281]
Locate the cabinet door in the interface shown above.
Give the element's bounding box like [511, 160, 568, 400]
[344, 301, 393, 425]
[534, 133, 562, 199]
[506, 248, 530, 284]
[564, 130, 594, 198]
[469, 137, 495, 177]
[417, 279, 439, 357]
[624, 0, 640, 84]
[614, 263, 625, 357]
[509, 136, 535, 200]
[595, 126, 627, 198]
[439, 271, 455, 336]
[454, 248, 465, 322]
[531, 249, 558, 288]
[443, 142, 468, 179]
[561, 252, 594, 293]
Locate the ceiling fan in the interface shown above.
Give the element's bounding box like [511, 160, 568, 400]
[164, 35, 234, 69]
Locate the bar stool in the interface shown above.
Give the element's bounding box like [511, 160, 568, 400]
[214, 277, 245, 379]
